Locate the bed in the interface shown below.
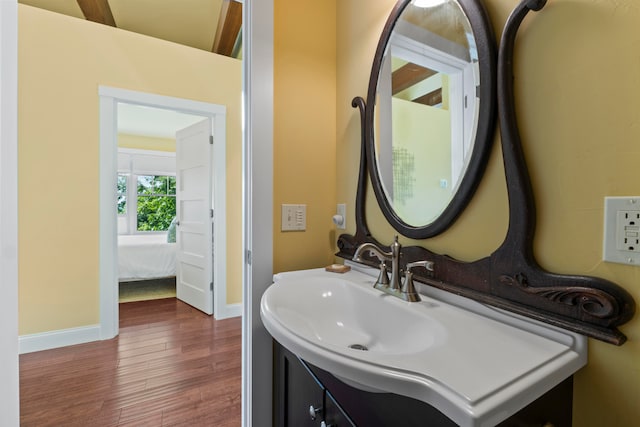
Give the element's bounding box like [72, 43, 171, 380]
[118, 234, 177, 281]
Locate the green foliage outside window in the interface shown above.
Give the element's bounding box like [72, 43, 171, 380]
[117, 174, 127, 215]
[136, 175, 177, 231]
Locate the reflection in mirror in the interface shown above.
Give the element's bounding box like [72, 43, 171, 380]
[373, 0, 482, 228]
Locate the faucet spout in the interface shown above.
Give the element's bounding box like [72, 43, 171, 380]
[353, 242, 392, 264]
[353, 236, 403, 293]
[388, 236, 401, 291]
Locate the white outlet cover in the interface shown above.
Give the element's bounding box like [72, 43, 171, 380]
[336, 203, 346, 230]
[603, 197, 640, 265]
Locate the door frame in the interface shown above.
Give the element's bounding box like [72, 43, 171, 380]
[0, 0, 19, 423]
[242, 0, 275, 425]
[0, 0, 275, 424]
[98, 86, 228, 339]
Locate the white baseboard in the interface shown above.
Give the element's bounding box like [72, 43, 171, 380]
[216, 303, 242, 320]
[19, 302, 241, 354]
[19, 324, 102, 354]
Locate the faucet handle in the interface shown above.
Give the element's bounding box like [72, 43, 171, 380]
[406, 260, 434, 272]
[400, 260, 434, 302]
[374, 261, 390, 289]
[400, 269, 421, 302]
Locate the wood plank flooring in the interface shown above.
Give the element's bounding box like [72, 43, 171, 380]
[20, 298, 242, 426]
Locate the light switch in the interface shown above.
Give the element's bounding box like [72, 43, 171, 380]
[281, 204, 306, 231]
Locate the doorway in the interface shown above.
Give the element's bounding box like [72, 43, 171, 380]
[1, 1, 276, 425]
[115, 105, 207, 307]
[99, 87, 230, 339]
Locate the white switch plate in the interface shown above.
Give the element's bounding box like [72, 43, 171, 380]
[603, 197, 640, 265]
[281, 204, 306, 231]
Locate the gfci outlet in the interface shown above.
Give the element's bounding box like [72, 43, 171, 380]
[616, 211, 640, 252]
[603, 197, 640, 265]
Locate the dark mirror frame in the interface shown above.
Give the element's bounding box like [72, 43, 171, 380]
[366, 0, 497, 238]
[338, 0, 635, 345]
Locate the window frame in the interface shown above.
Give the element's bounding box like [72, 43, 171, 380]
[117, 148, 176, 235]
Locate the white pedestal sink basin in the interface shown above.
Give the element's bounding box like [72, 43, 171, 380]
[260, 263, 587, 427]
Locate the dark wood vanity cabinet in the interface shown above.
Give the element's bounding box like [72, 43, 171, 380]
[275, 342, 354, 427]
[274, 341, 573, 427]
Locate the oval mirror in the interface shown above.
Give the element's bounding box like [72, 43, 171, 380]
[365, 0, 496, 238]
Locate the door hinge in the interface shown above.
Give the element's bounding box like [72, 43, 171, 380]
[209, 135, 214, 145]
[246, 250, 252, 265]
[210, 281, 213, 291]
[210, 208, 214, 218]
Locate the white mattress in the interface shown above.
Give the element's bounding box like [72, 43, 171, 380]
[118, 234, 176, 281]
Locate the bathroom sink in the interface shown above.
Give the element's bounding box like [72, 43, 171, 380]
[260, 264, 587, 427]
[263, 268, 445, 356]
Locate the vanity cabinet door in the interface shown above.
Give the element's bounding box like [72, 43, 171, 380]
[324, 390, 356, 427]
[274, 342, 336, 427]
[275, 342, 356, 427]
[275, 343, 324, 427]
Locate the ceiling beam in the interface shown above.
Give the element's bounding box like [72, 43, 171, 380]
[212, 0, 243, 57]
[392, 63, 437, 95]
[413, 88, 443, 107]
[76, 0, 116, 27]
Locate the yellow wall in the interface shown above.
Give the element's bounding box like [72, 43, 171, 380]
[18, 5, 243, 334]
[118, 133, 175, 152]
[336, 0, 639, 425]
[273, 0, 337, 273]
[392, 97, 451, 224]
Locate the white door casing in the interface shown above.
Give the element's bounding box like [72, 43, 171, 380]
[176, 119, 214, 314]
[99, 87, 228, 339]
[0, 0, 19, 424]
[242, 0, 275, 425]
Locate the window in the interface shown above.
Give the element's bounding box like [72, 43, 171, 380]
[116, 149, 177, 235]
[116, 173, 177, 234]
[136, 175, 176, 231]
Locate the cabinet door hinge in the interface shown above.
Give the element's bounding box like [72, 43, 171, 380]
[210, 281, 214, 291]
[246, 250, 252, 265]
[209, 135, 214, 145]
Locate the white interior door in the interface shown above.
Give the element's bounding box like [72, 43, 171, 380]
[176, 118, 214, 314]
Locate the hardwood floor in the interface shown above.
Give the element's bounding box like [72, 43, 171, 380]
[20, 298, 242, 426]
